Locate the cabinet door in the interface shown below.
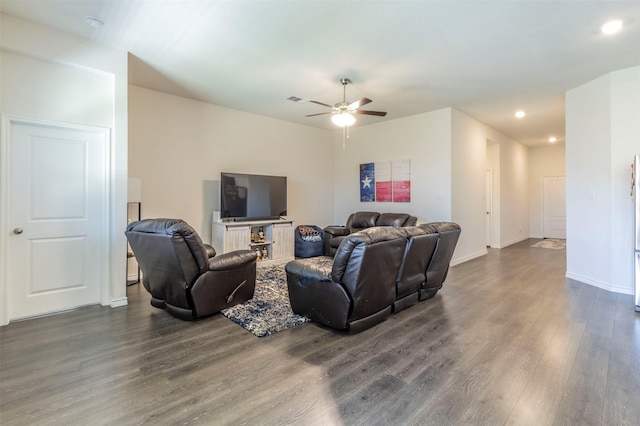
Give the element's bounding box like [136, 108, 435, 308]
[271, 222, 294, 260]
[224, 225, 251, 252]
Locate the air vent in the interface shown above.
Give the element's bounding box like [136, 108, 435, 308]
[286, 96, 307, 103]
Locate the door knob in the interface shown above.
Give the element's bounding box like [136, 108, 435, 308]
[13, 228, 23, 234]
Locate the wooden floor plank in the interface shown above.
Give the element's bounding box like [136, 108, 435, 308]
[2, 239, 639, 425]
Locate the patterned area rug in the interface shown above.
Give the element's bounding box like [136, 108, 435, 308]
[531, 239, 566, 249]
[221, 256, 333, 337]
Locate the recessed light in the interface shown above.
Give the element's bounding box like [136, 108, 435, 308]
[84, 16, 104, 28]
[549, 137, 557, 143]
[601, 19, 622, 35]
[515, 111, 525, 118]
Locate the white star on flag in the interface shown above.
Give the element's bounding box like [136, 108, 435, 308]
[361, 175, 372, 189]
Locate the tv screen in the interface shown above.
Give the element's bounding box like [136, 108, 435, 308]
[220, 172, 287, 221]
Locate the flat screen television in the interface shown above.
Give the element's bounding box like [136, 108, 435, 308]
[220, 172, 287, 221]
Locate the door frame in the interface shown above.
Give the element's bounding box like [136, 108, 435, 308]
[0, 115, 112, 325]
[485, 169, 493, 247]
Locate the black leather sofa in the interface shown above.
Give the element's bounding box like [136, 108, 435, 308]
[417, 222, 462, 302]
[286, 222, 461, 332]
[287, 227, 407, 333]
[323, 211, 418, 256]
[125, 218, 257, 320]
[395, 222, 461, 312]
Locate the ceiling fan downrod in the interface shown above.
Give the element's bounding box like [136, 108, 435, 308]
[339, 78, 351, 106]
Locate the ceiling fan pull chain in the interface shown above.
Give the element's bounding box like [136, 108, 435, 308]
[342, 127, 346, 151]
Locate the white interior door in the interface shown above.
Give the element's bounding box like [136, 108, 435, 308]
[543, 176, 566, 239]
[7, 120, 108, 321]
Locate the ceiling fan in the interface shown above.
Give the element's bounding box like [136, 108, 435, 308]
[287, 78, 387, 127]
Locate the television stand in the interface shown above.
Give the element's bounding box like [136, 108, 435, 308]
[211, 218, 295, 267]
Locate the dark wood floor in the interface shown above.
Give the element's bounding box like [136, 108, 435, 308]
[1, 239, 639, 425]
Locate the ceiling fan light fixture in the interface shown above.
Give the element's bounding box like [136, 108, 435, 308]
[601, 19, 622, 35]
[332, 112, 356, 127]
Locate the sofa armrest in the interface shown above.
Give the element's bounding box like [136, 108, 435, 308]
[203, 243, 216, 258]
[285, 259, 332, 282]
[323, 226, 350, 237]
[208, 250, 257, 271]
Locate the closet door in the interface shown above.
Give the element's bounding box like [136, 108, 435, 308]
[6, 119, 109, 320]
[543, 176, 566, 239]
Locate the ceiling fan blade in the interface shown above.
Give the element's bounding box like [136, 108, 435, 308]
[305, 112, 332, 117]
[308, 100, 334, 108]
[348, 97, 372, 110]
[355, 110, 387, 117]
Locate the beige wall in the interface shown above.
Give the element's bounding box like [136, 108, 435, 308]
[128, 89, 532, 265]
[1, 11, 535, 308]
[128, 86, 335, 242]
[451, 109, 488, 260]
[452, 109, 529, 256]
[331, 108, 452, 226]
[331, 107, 530, 265]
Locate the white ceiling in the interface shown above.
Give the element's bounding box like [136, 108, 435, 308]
[3, 1, 640, 147]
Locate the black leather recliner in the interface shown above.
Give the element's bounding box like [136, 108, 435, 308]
[392, 222, 461, 311]
[125, 218, 257, 320]
[394, 226, 440, 312]
[323, 211, 417, 256]
[418, 222, 461, 300]
[286, 227, 407, 333]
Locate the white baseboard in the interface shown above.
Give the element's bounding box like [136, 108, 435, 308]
[451, 248, 488, 266]
[110, 297, 128, 308]
[565, 272, 633, 295]
[493, 235, 529, 249]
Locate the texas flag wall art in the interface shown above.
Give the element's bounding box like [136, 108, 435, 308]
[360, 159, 411, 203]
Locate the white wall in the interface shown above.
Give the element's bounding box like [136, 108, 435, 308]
[566, 66, 640, 295]
[529, 145, 566, 238]
[497, 133, 530, 246]
[610, 68, 640, 292]
[128, 86, 335, 241]
[0, 13, 129, 321]
[0, 52, 114, 126]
